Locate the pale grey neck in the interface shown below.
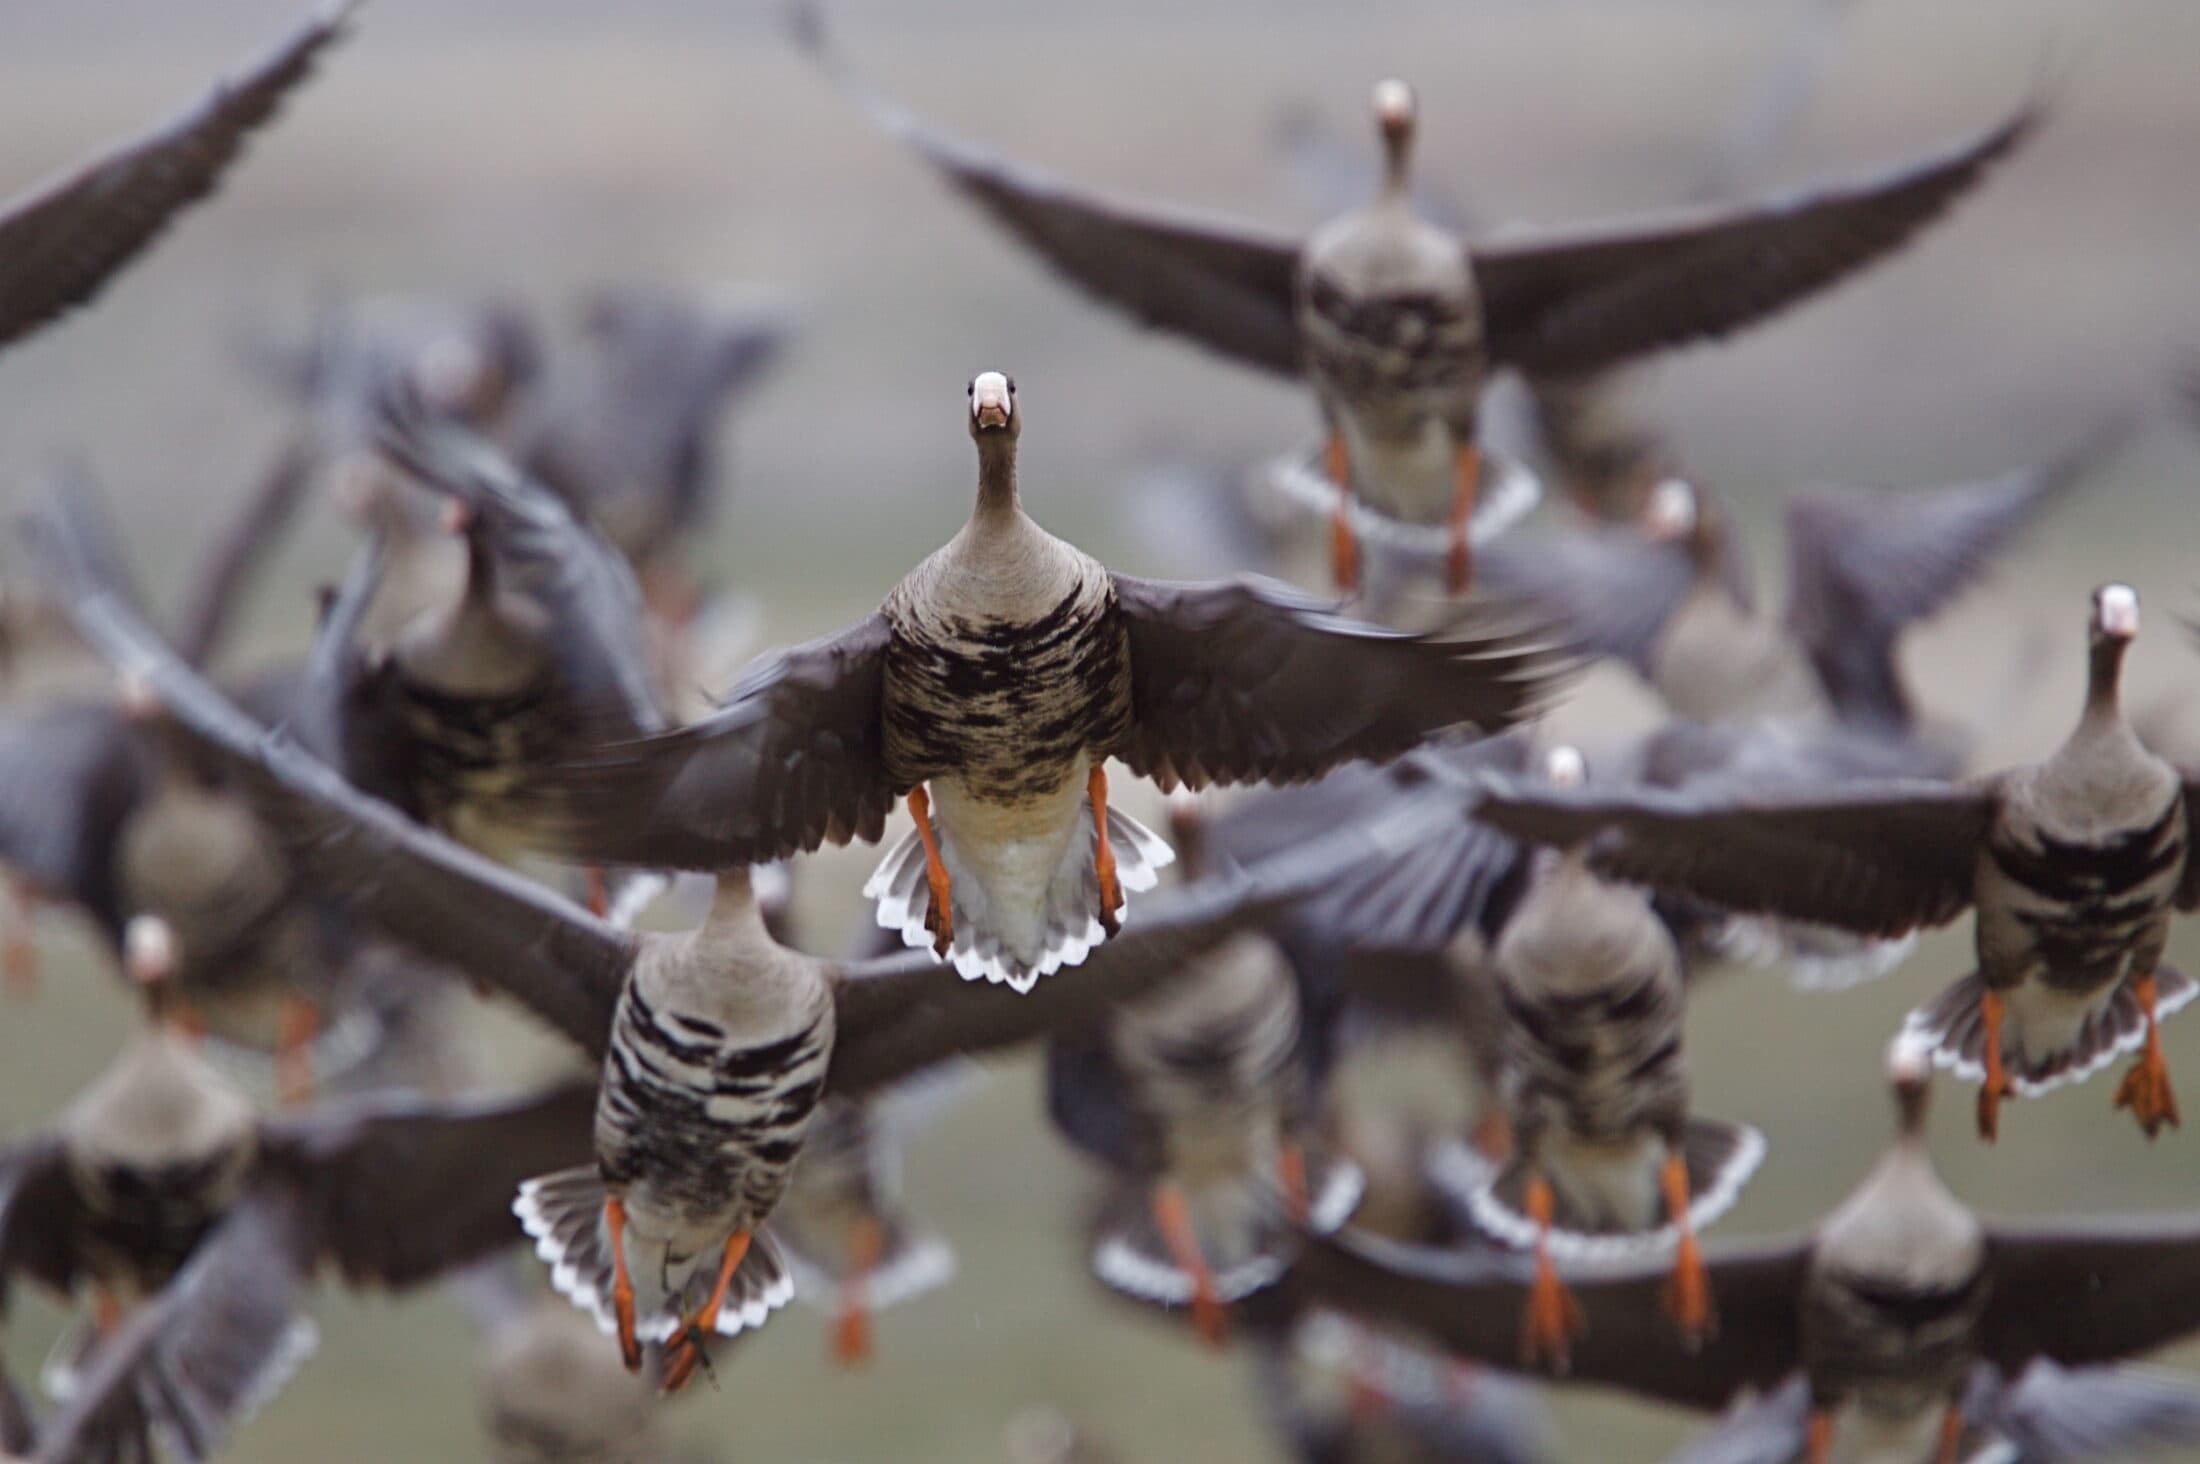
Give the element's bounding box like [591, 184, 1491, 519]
[973, 437, 1021, 524]
[2081, 637, 2129, 730]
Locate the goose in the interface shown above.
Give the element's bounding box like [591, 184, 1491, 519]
[795, 6, 2033, 596]
[507, 371, 1558, 992]
[1291, 1037, 2200, 1464]
[0, 1, 354, 353]
[1472, 584, 2198, 1141]
[0, 986, 595, 1464]
[43, 548, 1475, 1393]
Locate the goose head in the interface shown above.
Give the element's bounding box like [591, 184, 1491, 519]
[1371, 79, 1417, 194]
[967, 370, 1018, 440]
[2084, 582, 2139, 719]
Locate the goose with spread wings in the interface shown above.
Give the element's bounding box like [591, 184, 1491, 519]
[511, 372, 1559, 992]
[48, 548, 1470, 1390]
[1471, 584, 2200, 1143]
[1291, 1038, 2200, 1464]
[795, 5, 2034, 596]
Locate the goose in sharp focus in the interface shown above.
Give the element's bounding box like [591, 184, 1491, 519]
[794, 5, 2034, 596]
[1475, 433, 2120, 737]
[45, 558, 1474, 1393]
[1290, 1037, 2200, 1464]
[0, 2, 355, 353]
[505, 372, 1558, 992]
[0, 979, 595, 1464]
[1471, 584, 2198, 1141]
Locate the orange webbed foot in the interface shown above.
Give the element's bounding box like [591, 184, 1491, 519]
[907, 787, 953, 956]
[1975, 988, 2012, 1144]
[604, 1197, 643, 1374]
[1323, 434, 1359, 595]
[1153, 1184, 1227, 1349]
[2114, 974, 2181, 1138]
[1088, 765, 1122, 937]
[1659, 1154, 1716, 1349]
[832, 1217, 884, 1369]
[1444, 444, 1482, 596]
[1518, 1175, 1584, 1373]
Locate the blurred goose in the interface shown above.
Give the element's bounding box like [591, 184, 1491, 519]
[510, 372, 1558, 991]
[1464, 746, 1758, 1372]
[1474, 584, 2198, 1141]
[0, 984, 594, 1464]
[55, 573, 1472, 1393]
[1293, 1038, 2200, 1464]
[1050, 797, 1357, 1347]
[1477, 435, 2118, 736]
[0, 2, 354, 352]
[797, 7, 2033, 595]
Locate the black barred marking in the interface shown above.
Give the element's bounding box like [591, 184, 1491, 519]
[78, 1154, 239, 1290]
[1805, 1264, 1990, 1405]
[1300, 272, 1482, 399]
[396, 675, 567, 826]
[1991, 802, 2184, 903]
[1503, 970, 1687, 1140]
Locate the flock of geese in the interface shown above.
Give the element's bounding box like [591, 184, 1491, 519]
[3, 4, 2200, 1463]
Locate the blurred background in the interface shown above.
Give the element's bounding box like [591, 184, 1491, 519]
[3, 0, 2200, 1459]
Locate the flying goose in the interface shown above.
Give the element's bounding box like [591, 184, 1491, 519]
[0, 2, 355, 353]
[508, 372, 1558, 992]
[0, 986, 595, 1464]
[795, 6, 2033, 595]
[1476, 435, 2117, 737]
[45, 550, 1475, 1390]
[1291, 1038, 2200, 1464]
[1472, 584, 2198, 1141]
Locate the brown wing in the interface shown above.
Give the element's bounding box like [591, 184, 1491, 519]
[1783, 424, 2125, 733]
[790, 1, 1304, 377]
[0, 1, 355, 350]
[829, 791, 1466, 1095]
[256, 1082, 600, 1289]
[1472, 775, 1994, 936]
[1471, 102, 2037, 377]
[1288, 1224, 1810, 1411]
[1110, 574, 1561, 791]
[27, 1190, 314, 1464]
[2182, 777, 2200, 912]
[517, 613, 896, 870]
[1980, 1215, 2200, 1373]
[29, 487, 638, 1058]
[0, 1137, 81, 1314]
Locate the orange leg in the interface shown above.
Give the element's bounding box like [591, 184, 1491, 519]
[275, 995, 318, 1108]
[2114, 972, 2182, 1138]
[1804, 1409, 1834, 1464]
[907, 787, 953, 956]
[584, 867, 609, 920]
[3, 876, 39, 998]
[604, 1196, 642, 1373]
[1658, 1153, 1716, 1347]
[664, 1231, 751, 1393]
[1277, 1141, 1309, 1227]
[1518, 1173, 1584, 1373]
[1088, 764, 1123, 937]
[1976, 988, 2012, 1143]
[92, 1286, 124, 1336]
[1324, 433, 1359, 595]
[1445, 444, 1482, 596]
[1934, 1400, 1965, 1464]
[832, 1215, 886, 1369]
[1152, 1183, 1227, 1349]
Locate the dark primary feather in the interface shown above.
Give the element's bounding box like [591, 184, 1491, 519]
[516, 613, 896, 870]
[0, 699, 145, 939]
[0, 1, 356, 350]
[1474, 526, 1704, 678]
[1980, 1213, 2200, 1373]
[1109, 575, 1561, 791]
[27, 1191, 312, 1464]
[1471, 775, 1994, 937]
[256, 1082, 598, 1287]
[1471, 101, 2038, 377]
[791, 1, 1305, 377]
[0, 1137, 81, 1311]
[1782, 426, 2123, 732]
[1288, 1224, 1811, 1412]
[1989, 1360, 2200, 1464]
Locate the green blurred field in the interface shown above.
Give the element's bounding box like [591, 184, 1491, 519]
[5, 1, 2200, 1459]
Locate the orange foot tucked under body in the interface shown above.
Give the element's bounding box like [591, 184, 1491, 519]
[1659, 1153, 1715, 1348]
[832, 1216, 886, 1368]
[1975, 988, 2013, 1143]
[1152, 1183, 1227, 1349]
[1445, 444, 1482, 596]
[662, 1231, 751, 1394]
[2114, 971, 2182, 1138]
[605, 1196, 642, 1374]
[1324, 434, 1359, 595]
[1088, 765, 1122, 937]
[908, 786, 953, 956]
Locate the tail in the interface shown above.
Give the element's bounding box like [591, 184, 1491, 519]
[1706, 915, 1917, 992]
[864, 802, 1173, 994]
[1260, 442, 1543, 550]
[1469, 1120, 1765, 1263]
[1902, 966, 2199, 1097]
[782, 1214, 957, 1314]
[1091, 1153, 1363, 1309]
[515, 1167, 795, 1345]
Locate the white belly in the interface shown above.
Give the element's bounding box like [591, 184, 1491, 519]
[1338, 410, 1460, 523]
[931, 764, 1090, 963]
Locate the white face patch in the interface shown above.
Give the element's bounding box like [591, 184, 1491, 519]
[124, 914, 177, 984]
[2098, 582, 2140, 638]
[1372, 78, 1415, 128]
[970, 371, 1012, 424]
[1544, 745, 1588, 787]
[1645, 478, 1698, 540]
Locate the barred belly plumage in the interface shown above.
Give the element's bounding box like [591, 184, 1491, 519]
[1502, 970, 1686, 1142]
[1299, 274, 1481, 430]
[1989, 796, 2185, 991]
[881, 581, 1130, 804]
[597, 983, 831, 1231]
